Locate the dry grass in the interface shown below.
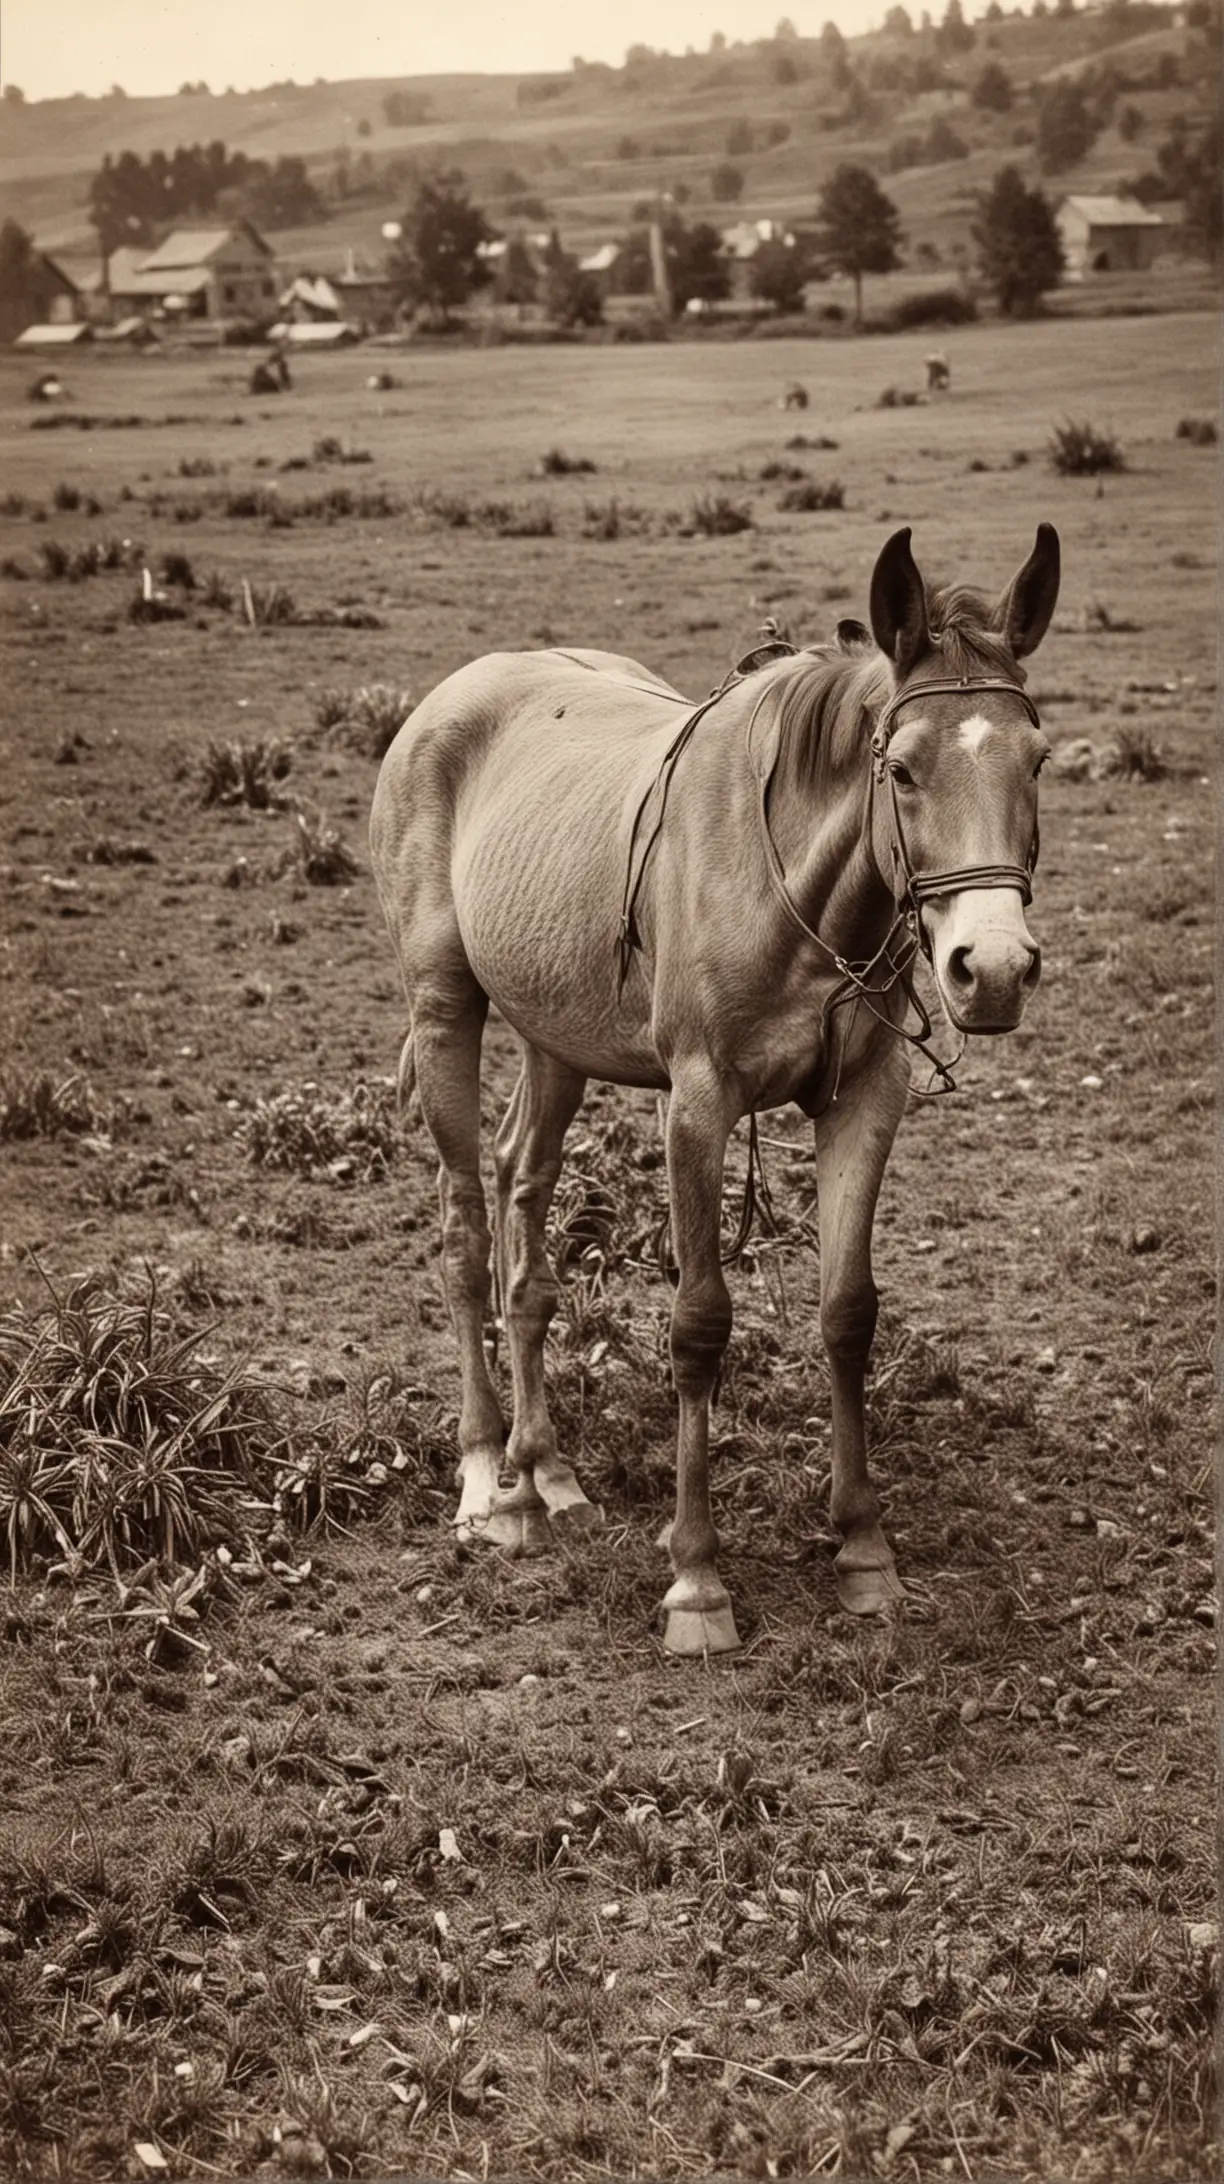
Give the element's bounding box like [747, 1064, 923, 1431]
[0, 315, 1215, 2184]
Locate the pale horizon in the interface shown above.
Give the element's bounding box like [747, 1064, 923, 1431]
[4, 0, 1017, 104]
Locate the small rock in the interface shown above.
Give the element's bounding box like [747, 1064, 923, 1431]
[1129, 1225, 1160, 1254]
[1034, 1346, 1057, 1373]
[959, 1697, 982, 1725]
[1187, 1922, 1218, 1953]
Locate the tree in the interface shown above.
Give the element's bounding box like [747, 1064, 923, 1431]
[1118, 102, 1144, 142]
[884, 5, 914, 31]
[0, 217, 35, 318]
[1036, 79, 1097, 171]
[972, 60, 1014, 111]
[936, 0, 976, 53]
[543, 245, 603, 326]
[711, 161, 745, 202]
[820, 21, 852, 87]
[814, 162, 902, 325]
[973, 165, 1064, 314]
[498, 234, 539, 305]
[749, 235, 807, 313]
[3, 84, 26, 104]
[386, 167, 493, 324]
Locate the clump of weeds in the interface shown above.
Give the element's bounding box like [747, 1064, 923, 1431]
[200, 737, 293, 809]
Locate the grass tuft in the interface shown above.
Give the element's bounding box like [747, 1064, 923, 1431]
[0, 1068, 108, 1142]
[1049, 418, 1126, 475]
[236, 1078, 398, 1182]
[200, 737, 293, 809]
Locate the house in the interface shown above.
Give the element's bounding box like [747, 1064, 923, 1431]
[0, 249, 84, 345]
[1056, 196, 1167, 280]
[105, 223, 278, 321]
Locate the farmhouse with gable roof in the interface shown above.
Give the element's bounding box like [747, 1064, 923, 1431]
[104, 222, 278, 321]
[1056, 195, 1168, 280]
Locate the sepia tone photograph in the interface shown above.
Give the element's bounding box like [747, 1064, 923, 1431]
[0, 0, 1216, 2177]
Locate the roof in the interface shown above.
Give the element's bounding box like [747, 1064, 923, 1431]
[279, 274, 342, 315]
[37, 255, 81, 294]
[1059, 195, 1165, 229]
[15, 322, 94, 346]
[110, 264, 214, 298]
[721, 217, 791, 260]
[138, 224, 271, 271]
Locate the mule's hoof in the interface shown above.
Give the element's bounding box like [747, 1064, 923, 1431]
[836, 1562, 904, 1615]
[663, 1603, 742, 1656]
[460, 1506, 552, 1558]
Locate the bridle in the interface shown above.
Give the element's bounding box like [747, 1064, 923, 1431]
[871, 675, 1042, 936]
[750, 666, 1045, 1099]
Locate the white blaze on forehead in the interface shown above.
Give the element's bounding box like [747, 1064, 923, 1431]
[957, 712, 996, 756]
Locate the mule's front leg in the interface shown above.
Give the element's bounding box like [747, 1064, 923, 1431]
[661, 1069, 740, 1656]
[812, 1047, 909, 1614]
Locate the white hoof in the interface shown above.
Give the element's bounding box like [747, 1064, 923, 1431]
[662, 1602, 742, 1656]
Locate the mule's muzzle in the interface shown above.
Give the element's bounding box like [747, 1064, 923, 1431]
[925, 892, 1041, 1034]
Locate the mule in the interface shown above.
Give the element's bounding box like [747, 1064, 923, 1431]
[370, 524, 1060, 1653]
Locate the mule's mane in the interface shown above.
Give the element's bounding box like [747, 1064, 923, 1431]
[923, 582, 1022, 681]
[761, 580, 1023, 796]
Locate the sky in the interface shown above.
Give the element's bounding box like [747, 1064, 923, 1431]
[1, 0, 904, 103]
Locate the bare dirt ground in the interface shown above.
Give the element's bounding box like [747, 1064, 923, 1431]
[0, 315, 1216, 2182]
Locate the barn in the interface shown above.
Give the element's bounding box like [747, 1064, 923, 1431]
[0, 247, 84, 346]
[1056, 195, 1168, 280]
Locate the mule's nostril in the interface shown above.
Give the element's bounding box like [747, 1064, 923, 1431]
[1023, 945, 1042, 990]
[947, 945, 974, 990]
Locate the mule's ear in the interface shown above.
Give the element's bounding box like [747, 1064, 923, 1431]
[992, 522, 1061, 659]
[835, 616, 871, 654]
[869, 527, 929, 678]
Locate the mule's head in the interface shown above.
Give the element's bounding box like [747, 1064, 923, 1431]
[868, 524, 1060, 1035]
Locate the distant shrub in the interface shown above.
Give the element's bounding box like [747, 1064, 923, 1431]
[1049, 419, 1125, 475]
[688, 492, 754, 537]
[178, 455, 218, 477]
[785, 432, 840, 451]
[51, 482, 82, 511]
[1175, 416, 1217, 446]
[200, 569, 234, 611]
[778, 478, 846, 511]
[1099, 725, 1170, 782]
[200, 737, 293, 808]
[581, 497, 651, 540]
[1, 554, 28, 579]
[884, 288, 977, 330]
[759, 459, 808, 482]
[317, 683, 413, 758]
[240, 578, 297, 626]
[161, 551, 196, 590]
[539, 447, 597, 476]
[876, 386, 924, 409]
[475, 498, 555, 537]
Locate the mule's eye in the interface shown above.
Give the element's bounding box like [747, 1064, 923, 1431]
[1033, 751, 1050, 778]
[888, 760, 915, 787]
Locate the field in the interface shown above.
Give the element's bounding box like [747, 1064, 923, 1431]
[0, 312, 1217, 2182]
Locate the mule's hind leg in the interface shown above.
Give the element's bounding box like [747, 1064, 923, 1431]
[410, 978, 509, 1546]
[494, 1047, 600, 1533]
[812, 1045, 909, 1614]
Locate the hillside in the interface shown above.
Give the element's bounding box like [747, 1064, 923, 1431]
[0, 1, 1212, 283]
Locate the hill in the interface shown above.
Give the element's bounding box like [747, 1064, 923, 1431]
[0, 1, 1214, 284]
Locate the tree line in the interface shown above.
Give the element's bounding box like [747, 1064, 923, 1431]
[88, 142, 324, 255]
